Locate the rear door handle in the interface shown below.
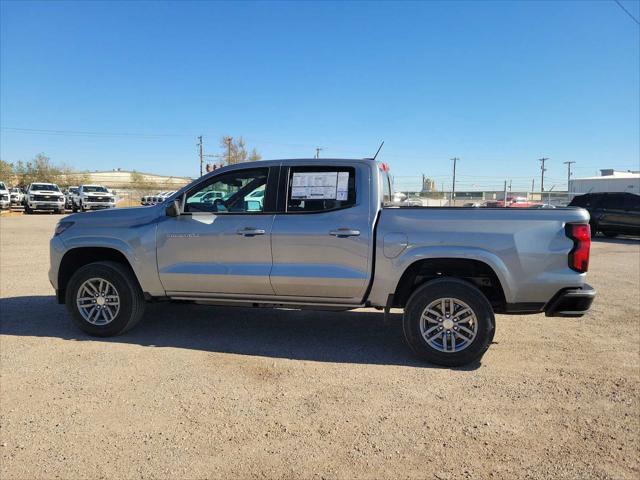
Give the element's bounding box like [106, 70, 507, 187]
[329, 228, 361, 237]
[237, 227, 266, 236]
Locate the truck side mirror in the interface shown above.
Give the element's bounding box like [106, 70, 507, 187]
[166, 199, 181, 217]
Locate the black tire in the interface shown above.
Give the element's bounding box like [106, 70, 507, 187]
[72, 203, 78, 213]
[403, 278, 495, 367]
[65, 261, 146, 337]
[24, 204, 33, 214]
[602, 231, 618, 238]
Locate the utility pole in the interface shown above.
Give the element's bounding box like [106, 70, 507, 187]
[508, 179, 512, 192]
[531, 178, 535, 193]
[198, 136, 204, 177]
[539, 157, 549, 192]
[451, 157, 459, 203]
[224, 136, 233, 165]
[564, 161, 576, 194]
[503, 180, 508, 207]
[315, 147, 323, 159]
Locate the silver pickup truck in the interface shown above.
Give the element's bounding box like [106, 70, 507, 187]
[49, 159, 595, 366]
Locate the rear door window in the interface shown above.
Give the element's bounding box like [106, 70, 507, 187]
[286, 166, 356, 213]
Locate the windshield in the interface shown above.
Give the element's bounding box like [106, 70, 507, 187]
[31, 184, 59, 192]
[69, 188, 79, 194]
[0, 182, 6, 190]
[83, 186, 108, 193]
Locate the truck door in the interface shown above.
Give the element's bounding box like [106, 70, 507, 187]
[269, 164, 374, 302]
[598, 193, 630, 233]
[156, 166, 277, 295]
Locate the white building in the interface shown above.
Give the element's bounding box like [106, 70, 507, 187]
[569, 169, 640, 195]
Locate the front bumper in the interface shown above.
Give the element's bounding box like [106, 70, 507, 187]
[0, 199, 10, 209]
[29, 201, 64, 210]
[82, 201, 115, 209]
[545, 284, 596, 317]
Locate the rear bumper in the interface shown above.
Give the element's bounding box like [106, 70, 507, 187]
[545, 284, 596, 317]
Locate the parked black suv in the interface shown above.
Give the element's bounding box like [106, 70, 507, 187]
[569, 192, 640, 237]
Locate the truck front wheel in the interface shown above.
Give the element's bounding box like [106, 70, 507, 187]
[65, 261, 146, 337]
[403, 278, 495, 367]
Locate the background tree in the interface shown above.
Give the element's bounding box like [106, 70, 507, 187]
[130, 170, 154, 192]
[0, 159, 14, 182]
[220, 136, 261, 165]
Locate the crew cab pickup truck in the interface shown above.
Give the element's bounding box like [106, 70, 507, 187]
[25, 182, 66, 214]
[72, 185, 116, 212]
[49, 159, 595, 366]
[0, 182, 9, 210]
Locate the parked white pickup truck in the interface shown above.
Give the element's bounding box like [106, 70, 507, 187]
[24, 182, 66, 214]
[72, 185, 116, 212]
[50, 159, 595, 366]
[0, 182, 9, 210]
[10, 187, 24, 206]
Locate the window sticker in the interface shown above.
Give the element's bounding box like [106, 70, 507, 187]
[291, 172, 339, 200]
[336, 171, 349, 201]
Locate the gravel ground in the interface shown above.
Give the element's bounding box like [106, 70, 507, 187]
[1, 213, 639, 479]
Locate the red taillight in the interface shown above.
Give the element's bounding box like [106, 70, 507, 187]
[566, 223, 591, 273]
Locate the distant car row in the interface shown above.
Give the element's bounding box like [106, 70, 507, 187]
[140, 191, 176, 206]
[463, 197, 555, 208]
[0, 181, 115, 213]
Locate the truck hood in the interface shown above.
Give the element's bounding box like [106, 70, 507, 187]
[66, 205, 162, 228]
[31, 190, 63, 195]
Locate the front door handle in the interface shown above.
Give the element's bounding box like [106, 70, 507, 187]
[237, 227, 266, 236]
[329, 228, 361, 238]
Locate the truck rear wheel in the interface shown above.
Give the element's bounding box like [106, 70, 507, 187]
[403, 278, 495, 367]
[65, 261, 145, 337]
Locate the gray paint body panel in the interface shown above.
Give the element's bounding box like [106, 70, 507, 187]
[50, 158, 590, 310]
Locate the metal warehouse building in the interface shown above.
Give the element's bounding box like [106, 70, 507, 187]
[569, 169, 640, 195]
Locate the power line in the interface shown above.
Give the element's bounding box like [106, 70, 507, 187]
[613, 0, 640, 26]
[1, 127, 192, 138]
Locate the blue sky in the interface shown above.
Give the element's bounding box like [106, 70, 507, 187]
[1, 0, 639, 191]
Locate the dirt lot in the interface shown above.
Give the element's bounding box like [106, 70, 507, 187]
[1, 213, 638, 479]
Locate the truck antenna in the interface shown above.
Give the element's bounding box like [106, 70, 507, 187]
[372, 141, 385, 161]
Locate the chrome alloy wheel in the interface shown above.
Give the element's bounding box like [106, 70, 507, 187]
[419, 297, 478, 353]
[76, 277, 121, 325]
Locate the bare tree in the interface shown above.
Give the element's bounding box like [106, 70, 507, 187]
[219, 136, 262, 165]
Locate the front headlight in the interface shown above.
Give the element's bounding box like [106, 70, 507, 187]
[54, 221, 74, 236]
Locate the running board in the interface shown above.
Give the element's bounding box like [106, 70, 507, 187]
[170, 296, 365, 311]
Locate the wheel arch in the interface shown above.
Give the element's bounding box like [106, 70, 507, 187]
[57, 247, 140, 303]
[392, 257, 509, 312]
